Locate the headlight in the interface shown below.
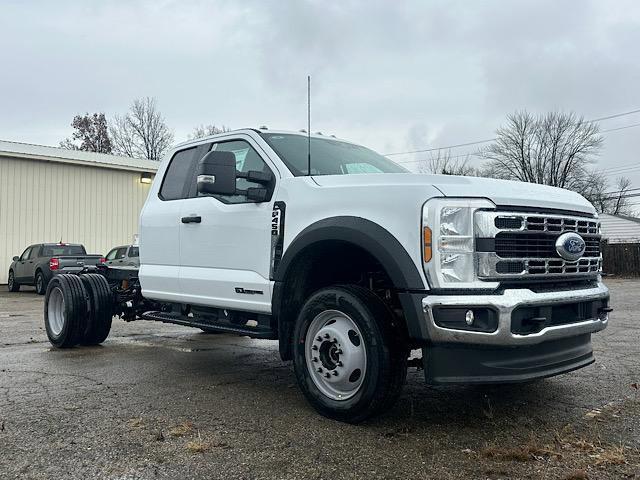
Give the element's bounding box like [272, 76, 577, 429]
[422, 198, 496, 289]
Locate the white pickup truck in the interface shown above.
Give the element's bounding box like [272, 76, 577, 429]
[43, 128, 611, 422]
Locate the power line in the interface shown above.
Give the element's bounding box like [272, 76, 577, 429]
[386, 138, 494, 157]
[395, 129, 640, 167]
[386, 107, 640, 156]
[601, 122, 640, 134]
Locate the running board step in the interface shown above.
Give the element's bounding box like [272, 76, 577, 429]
[140, 311, 277, 339]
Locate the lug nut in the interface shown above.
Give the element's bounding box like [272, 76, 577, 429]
[312, 357, 318, 362]
[317, 367, 323, 373]
[332, 371, 338, 376]
[336, 349, 343, 354]
[325, 373, 331, 378]
[316, 336, 322, 342]
[337, 361, 343, 367]
[324, 333, 330, 339]
[311, 345, 318, 351]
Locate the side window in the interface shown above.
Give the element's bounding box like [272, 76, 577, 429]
[105, 248, 118, 261]
[20, 247, 32, 261]
[206, 140, 273, 204]
[27, 246, 39, 259]
[159, 147, 198, 200]
[116, 247, 128, 259]
[128, 247, 139, 258]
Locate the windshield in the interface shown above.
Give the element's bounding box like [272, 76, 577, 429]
[260, 133, 408, 176]
[42, 245, 86, 256]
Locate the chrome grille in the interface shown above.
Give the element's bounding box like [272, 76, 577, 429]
[476, 211, 602, 280]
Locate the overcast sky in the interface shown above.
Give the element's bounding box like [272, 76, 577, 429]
[2, 0, 639, 196]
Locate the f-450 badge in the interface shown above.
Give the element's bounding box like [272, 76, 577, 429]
[271, 208, 281, 236]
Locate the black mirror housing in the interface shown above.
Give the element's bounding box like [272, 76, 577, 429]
[197, 151, 237, 195]
[13, 256, 19, 262]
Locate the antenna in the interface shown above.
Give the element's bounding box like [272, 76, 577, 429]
[307, 75, 311, 176]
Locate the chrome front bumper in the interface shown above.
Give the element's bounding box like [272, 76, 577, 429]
[422, 281, 610, 346]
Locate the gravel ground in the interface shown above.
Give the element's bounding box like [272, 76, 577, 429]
[0, 278, 638, 480]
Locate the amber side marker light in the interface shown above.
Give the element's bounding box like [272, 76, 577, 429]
[423, 226, 432, 262]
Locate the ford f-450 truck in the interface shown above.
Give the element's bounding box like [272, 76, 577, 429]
[43, 129, 611, 423]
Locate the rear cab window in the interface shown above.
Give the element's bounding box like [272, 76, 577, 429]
[42, 245, 86, 256]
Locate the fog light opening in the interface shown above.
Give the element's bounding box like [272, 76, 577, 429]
[465, 310, 474, 326]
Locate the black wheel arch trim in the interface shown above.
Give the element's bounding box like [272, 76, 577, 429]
[272, 216, 425, 289]
[272, 216, 428, 360]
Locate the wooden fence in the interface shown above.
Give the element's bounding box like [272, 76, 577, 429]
[601, 242, 640, 277]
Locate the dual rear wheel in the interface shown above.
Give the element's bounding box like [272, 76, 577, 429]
[44, 274, 113, 348]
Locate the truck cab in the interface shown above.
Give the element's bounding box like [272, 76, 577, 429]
[44, 128, 611, 422]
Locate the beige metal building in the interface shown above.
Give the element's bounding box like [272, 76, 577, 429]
[0, 140, 158, 284]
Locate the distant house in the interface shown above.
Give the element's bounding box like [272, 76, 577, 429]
[599, 213, 640, 244]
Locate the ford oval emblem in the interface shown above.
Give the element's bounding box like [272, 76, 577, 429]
[555, 232, 586, 261]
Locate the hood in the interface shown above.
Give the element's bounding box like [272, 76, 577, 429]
[312, 173, 596, 216]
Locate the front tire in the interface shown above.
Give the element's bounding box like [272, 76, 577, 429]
[7, 270, 20, 292]
[293, 285, 407, 423]
[35, 271, 46, 295]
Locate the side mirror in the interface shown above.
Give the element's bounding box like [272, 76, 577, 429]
[13, 256, 19, 262]
[197, 151, 237, 195]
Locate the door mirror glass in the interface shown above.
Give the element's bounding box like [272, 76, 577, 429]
[197, 151, 237, 195]
[13, 256, 19, 261]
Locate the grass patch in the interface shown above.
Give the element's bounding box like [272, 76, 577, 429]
[481, 443, 560, 462]
[169, 421, 194, 437]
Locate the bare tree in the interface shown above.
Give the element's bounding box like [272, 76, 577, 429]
[189, 124, 231, 140]
[581, 175, 634, 215]
[483, 111, 603, 191]
[417, 149, 479, 176]
[60, 113, 112, 153]
[110, 97, 174, 161]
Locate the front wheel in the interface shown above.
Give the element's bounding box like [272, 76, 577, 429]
[293, 285, 407, 423]
[7, 270, 20, 292]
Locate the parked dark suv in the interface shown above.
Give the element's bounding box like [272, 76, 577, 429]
[7, 243, 103, 294]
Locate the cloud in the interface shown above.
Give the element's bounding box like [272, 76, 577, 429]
[0, 0, 638, 189]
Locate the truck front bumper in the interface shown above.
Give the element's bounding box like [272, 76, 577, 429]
[403, 281, 610, 384]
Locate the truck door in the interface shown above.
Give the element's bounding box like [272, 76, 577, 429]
[178, 137, 277, 313]
[14, 246, 33, 282]
[139, 144, 210, 302]
[24, 245, 39, 280]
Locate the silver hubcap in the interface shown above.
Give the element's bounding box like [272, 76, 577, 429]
[305, 310, 367, 401]
[48, 287, 66, 336]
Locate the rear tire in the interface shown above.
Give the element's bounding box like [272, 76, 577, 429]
[80, 274, 113, 345]
[7, 270, 20, 292]
[293, 285, 408, 423]
[35, 271, 46, 295]
[44, 275, 88, 348]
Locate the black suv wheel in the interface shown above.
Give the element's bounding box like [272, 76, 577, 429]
[7, 270, 20, 292]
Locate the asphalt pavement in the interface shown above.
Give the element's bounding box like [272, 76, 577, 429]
[0, 278, 638, 479]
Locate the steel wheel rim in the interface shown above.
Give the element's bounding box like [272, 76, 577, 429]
[305, 310, 367, 401]
[48, 287, 65, 336]
[8, 272, 14, 289]
[36, 274, 43, 292]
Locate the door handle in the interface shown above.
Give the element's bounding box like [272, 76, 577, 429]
[181, 215, 202, 224]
